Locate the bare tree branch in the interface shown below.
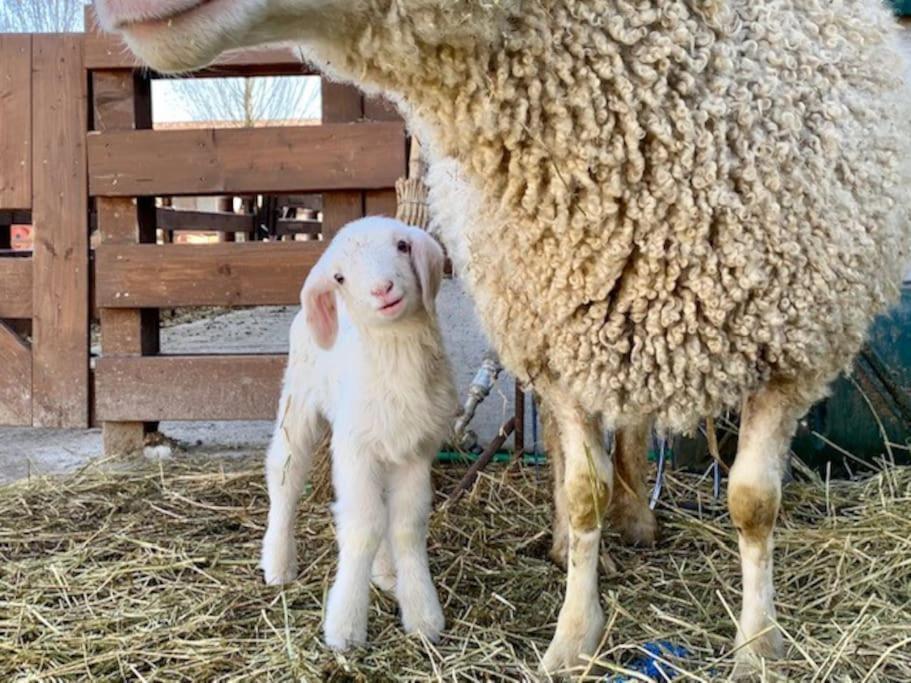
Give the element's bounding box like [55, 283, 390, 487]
[0, 0, 83, 32]
[169, 76, 321, 126]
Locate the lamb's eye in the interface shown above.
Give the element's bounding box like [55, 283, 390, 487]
[397, 240, 411, 254]
[334, 273, 345, 284]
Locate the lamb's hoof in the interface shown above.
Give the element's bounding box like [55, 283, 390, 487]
[612, 505, 658, 547]
[324, 615, 367, 651]
[401, 598, 445, 643]
[260, 545, 298, 586]
[539, 608, 605, 676]
[371, 570, 397, 593]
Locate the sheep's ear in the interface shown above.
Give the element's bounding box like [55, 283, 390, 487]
[410, 228, 445, 313]
[301, 265, 338, 350]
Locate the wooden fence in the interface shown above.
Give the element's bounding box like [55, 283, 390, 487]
[0, 21, 407, 454]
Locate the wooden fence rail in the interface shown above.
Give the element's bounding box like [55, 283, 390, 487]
[0, 22, 406, 452]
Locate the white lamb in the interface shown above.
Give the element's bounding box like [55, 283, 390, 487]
[259, 216, 458, 649]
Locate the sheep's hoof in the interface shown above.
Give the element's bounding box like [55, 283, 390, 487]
[732, 627, 784, 678]
[611, 505, 658, 547]
[539, 607, 604, 676]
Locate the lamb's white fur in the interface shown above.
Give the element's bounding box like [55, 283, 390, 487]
[96, 0, 911, 673]
[259, 216, 457, 650]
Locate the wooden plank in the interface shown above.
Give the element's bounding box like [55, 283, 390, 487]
[365, 190, 399, 218]
[0, 257, 33, 319]
[0, 35, 32, 210]
[95, 355, 286, 421]
[92, 70, 151, 130]
[88, 122, 406, 197]
[322, 192, 363, 238]
[31, 35, 90, 428]
[364, 95, 402, 122]
[156, 207, 254, 233]
[0, 322, 31, 425]
[96, 242, 323, 307]
[322, 80, 365, 239]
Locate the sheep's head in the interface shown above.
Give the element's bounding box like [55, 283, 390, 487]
[93, 0, 333, 73]
[301, 217, 445, 349]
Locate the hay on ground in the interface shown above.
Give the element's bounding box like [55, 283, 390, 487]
[1, 457, 909, 681]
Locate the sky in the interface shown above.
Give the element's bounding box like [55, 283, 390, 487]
[0, 0, 321, 124]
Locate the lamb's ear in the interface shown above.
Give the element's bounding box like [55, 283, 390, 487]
[410, 228, 445, 313]
[300, 264, 338, 350]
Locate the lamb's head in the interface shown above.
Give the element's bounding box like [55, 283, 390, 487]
[92, 0, 340, 73]
[301, 217, 445, 349]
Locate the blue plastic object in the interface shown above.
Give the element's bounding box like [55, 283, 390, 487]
[607, 641, 690, 682]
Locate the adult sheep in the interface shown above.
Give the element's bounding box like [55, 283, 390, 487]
[94, 0, 911, 674]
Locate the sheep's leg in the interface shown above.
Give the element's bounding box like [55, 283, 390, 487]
[729, 387, 800, 669]
[608, 422, 658, 546]
[387, 456, 445, 641]
[324, 438, 385, 650]
[261, 404, 324, 585]
[540, 398, 611, 675]
[540, 402, 570, 568]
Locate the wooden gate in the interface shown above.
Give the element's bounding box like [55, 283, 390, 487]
[0, 22, 406, 453]
[0, 34, 90, 429]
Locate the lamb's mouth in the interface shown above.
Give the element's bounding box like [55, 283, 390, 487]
[378, 298, 405, 316]
[112, 0, 215, 29]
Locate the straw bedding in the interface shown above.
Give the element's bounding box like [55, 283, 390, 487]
[1, 455, 909, 681]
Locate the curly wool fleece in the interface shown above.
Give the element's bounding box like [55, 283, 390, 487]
[313, 0, 910, 432]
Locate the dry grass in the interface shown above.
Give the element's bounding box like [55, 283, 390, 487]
[1, 456, 909, 681]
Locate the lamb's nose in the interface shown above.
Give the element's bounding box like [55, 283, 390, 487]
[371, 280, 394, 298]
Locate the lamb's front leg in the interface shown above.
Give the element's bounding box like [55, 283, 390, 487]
[324, 437, 386, 650]
[540, 398, 611, 675]
[387, 456, 445, 641]
[261, 404, 324, 585]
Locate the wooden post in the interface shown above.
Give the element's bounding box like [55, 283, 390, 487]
[30, 35, 90, 428]
[363, 95, 401, 219]
[321, 80, 364, 237]
[0, 35, 32, 211]
[93, 68, 160, 454]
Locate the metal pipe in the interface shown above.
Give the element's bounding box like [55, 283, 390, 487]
[649, 436, 667, 510]
[450, 417, 516, 500]
[514, 380, 525, 459]
[452, 350, 502, 451]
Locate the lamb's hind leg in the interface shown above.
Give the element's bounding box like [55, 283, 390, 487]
[729, 385, 802, 670]
[608, 421, 658, 546]
[540, 395, 611, 675]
